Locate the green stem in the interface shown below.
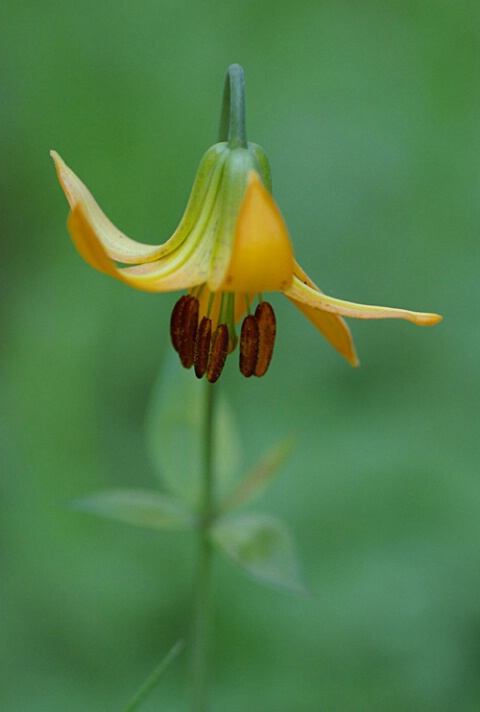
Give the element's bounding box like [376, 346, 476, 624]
[120, 640, 185, 712]
[190, 381, 216, 712]
[218, 63, 248, 149]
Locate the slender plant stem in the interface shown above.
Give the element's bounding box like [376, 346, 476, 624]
[120, 640, 185, 712]
[190, 381, 216, 712]
[190, 62, 245, 710]
[218, 63, 247, 149]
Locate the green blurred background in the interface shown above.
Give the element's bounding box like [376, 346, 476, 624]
[2, 1, 478, 710]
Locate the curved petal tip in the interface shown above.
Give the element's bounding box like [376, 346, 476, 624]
[412, 312, 442, 326]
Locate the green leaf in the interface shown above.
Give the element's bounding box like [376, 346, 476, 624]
[73, 489, 194, 530]
[221, 436, 295, 513]
[211, 513, 307, 595]
[145, 352, 241, 507]
[214, 392, 241, 494]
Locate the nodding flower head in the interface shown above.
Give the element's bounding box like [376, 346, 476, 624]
[51, 64, 441, 382]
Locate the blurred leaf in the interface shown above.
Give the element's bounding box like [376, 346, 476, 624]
[214, 392, 242, 494]
[221, 436, 296, 513]
[211, 513, 307, 595]
[145, 352, 241, 507]
[73, 489, 193, 530]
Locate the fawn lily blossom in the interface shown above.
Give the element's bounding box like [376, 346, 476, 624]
[51, 66, 441, 382]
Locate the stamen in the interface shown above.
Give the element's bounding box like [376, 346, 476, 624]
[195, 283, 206, 300]
[254, 301, 276, 377]
[239, 314, 259, 377]
[170, 295, 188, 353]
[170, 294, 199, 369]
[206, 290, 216, 317]
[194, 316, 212, 379]
[207, 324, 229, 383]
[180, 296, 200, 368]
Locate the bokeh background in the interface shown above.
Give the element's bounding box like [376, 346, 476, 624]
[2, 1, 478, 710]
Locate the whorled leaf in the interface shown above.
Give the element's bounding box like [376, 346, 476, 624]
[211, 512, 308, 595]
[145, 351, 241, 507]
[73, 489, 194, 530]
[220, 436, 295, 513]
[214, 390, 241, 494]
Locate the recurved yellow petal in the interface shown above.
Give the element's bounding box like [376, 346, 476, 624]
[51, 150, 168, 264]
[220, 171, 294, 293]
[285, 268, 442, 326]
[294, 302, 359, 366]
[67, 205, 130, 280]
[286, 262, 358, 365]
[67, 205, 166, 290]
[67, 203, 216, 293]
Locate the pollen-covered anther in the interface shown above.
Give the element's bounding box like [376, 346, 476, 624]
[170, 294, 188, 353]
[194, 316, 212, 379]
[170, 294, 199, 369]
[239, 314, 259, 377]
[254, 301, 276, 377]
[207, 324, 229, 383]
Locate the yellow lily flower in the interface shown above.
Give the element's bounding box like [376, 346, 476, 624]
[51, 66, 441, 382]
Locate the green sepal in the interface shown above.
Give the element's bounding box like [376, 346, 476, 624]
[207, 145, 260, 291]
[72, 489, 194, 531]
[158, 142, 228, 259]
[211, 512, 308, 595]
[249, 142, 272, 193]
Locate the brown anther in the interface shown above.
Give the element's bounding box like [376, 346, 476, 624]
[170, 295, 188, 353]
[194, 316, 212, 379]
[207, 323, 229, 383]
[180, 295, 199, 369]
[253, 301, 276, 377]
[170, 294, 199, 369]
[239, 314, 259, 377]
